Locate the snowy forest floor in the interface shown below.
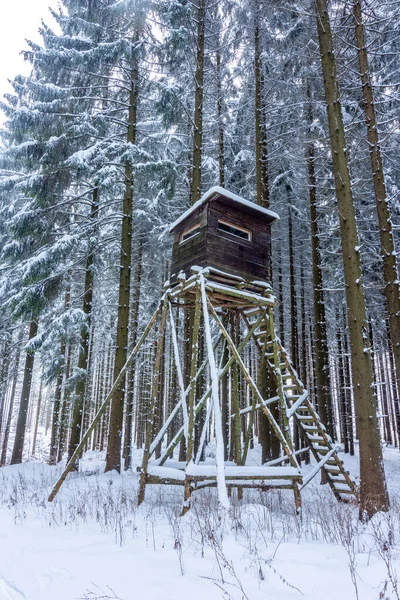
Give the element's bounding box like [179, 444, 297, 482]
[0, 447, 399, 600]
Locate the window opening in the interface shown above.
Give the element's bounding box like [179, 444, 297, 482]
[217, 219, 252, 241]
[180, 223, 201, 243]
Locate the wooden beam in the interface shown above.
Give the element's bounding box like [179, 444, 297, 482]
[48, 302, 162, 503]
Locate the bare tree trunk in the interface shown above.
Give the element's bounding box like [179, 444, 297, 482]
[11, 320, 38, 465]
[254, 9, 269, 210]
[69, 187, 99, 466]
[353, 0, 400, 391]
[315, 0, 389, 517]
[387, 321, 400, 446]
[32, 377, 43, 456]
[49, 340, 66, 465]
[288, 198, 298, 373]
[306, 89, 334, 439]
[0, 333, 12, 433]
[0, 329, 23, 466]
[337, 321, 349, 453]
[216, 41, 225, 188]
[57, 344, 73, 462]
[379, 352, 393, 445]
[191, 0, 206, 204]
[277, 251, 285, 345]
[106, 41, 139, 473]
[124, 235, 143, 470]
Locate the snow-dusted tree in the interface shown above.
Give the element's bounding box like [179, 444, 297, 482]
[314, 0, 389, 518]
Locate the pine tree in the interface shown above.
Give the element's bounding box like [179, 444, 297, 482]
[315, 0, 389, 518]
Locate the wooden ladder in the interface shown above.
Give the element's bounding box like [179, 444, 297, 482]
[245, 306, 358, 504]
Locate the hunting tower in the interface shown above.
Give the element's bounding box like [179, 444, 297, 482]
[136, 186, 357, 513]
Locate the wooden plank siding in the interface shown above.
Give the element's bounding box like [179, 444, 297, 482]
[170, 195, 272, 283]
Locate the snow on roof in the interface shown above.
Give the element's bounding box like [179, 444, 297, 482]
[169, 186, 280, 233]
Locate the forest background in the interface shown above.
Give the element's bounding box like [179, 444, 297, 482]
[0, 0, 400, 521]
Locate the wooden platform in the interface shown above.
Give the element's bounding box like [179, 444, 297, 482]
[145, 463, 303, 492]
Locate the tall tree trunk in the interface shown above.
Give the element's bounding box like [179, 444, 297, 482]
[68, 187, 99, 465]
[254, 11, 269, 210]
[11, 320, 38, 465]
[379, 352, 393, 445]
[315, 0, 389, 518]
[57, 343, 73, 462]
[288, 198, 298, 372]
[386, 319, 400, 446]
[49, 342, 66, 465]
[216, 43, 225, 188]
[306, 88, 334, 439]
[32, 377, 43, 456]
[191, 0, 206, 204]
[0, 333, 12, 439]
[289, 197, 300, 453]
[0, 329, 23, 466]
[123, 235, 143, 470]
[337, 320, 349, 453]
[353, 0, 400, 391]
[278, 250, 285, 345]
[106, 40, 139, 473]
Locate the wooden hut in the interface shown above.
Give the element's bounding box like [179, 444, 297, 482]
[169, 186, 279, 282]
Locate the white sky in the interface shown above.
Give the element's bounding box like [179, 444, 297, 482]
[0, 0, 60, 123]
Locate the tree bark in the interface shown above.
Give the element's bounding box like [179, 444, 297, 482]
[11, 320, 38, 465]
[254, 11, 269, 210]
[216, 43, 225, 188]
[0, 329, 23, 466]
[123, 234, 143, 469]
[353, 0, 400, 393]
[315, 0, 389, 518]
[306, 88, 334, 439]
[31, 377, 43, 456]
[0, 333, 12, 439]
[68, 187, 99, 465]
[191, 0, 206, 204]
[106, 41, 139, 472]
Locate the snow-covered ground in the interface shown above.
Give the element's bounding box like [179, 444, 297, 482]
[0, 447, 399, 600]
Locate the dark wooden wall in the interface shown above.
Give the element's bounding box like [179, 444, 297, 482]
[206, 201, 270, 281]
[170, 206, 208, 280]
[170, 198, 271, 283]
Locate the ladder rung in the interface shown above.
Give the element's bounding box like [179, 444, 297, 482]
[333, 487, 354, 495]
[329, 476, 347, 483]
[313, 445, 330, 453]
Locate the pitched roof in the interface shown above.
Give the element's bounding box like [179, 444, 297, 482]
[169, 186, 280, 233]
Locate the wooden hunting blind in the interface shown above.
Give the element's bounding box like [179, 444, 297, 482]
[134, 186, 358, 514]
[170, 186, 279, 282]
[48, 188, 358, 508]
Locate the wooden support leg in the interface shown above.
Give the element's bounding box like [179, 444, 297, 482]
[181, 286, 202, 516]
[138, 303, 169, 506]
[182, 477, 192, 515]
[293, 482, 302, 517]
[48, 303, 162, 503]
